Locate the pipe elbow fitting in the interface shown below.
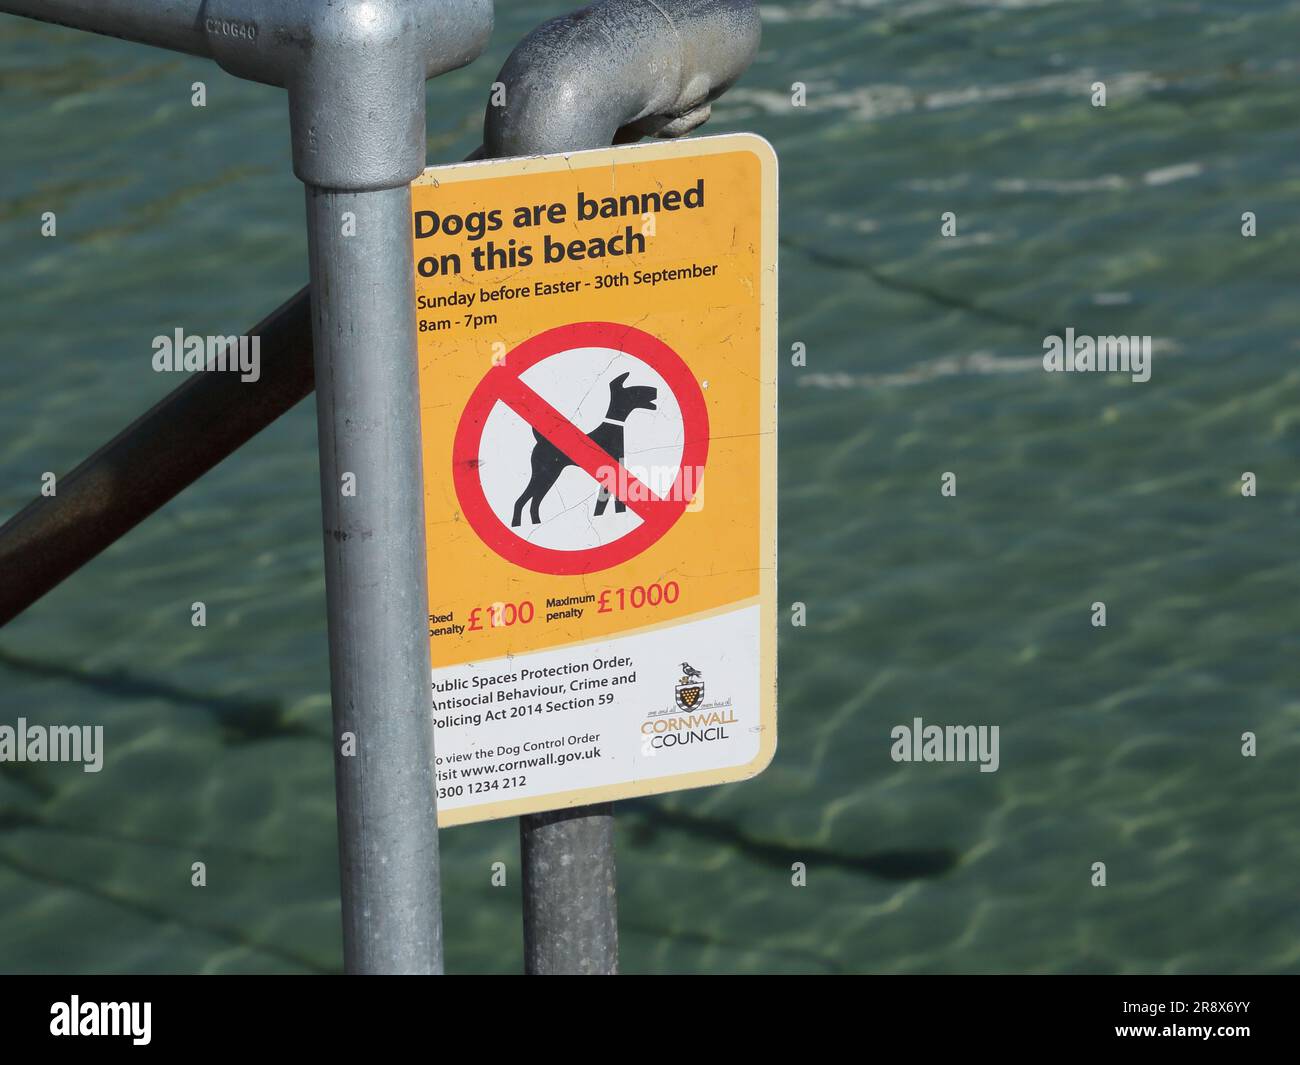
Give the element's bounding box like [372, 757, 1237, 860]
[485, 0, 760, 158]
[206, 0, 494, 189]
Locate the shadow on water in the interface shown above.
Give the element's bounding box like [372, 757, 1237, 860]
[0, 804, 289, 864]
[0, 646, 328, 971]
[0, 646, 326, 745]
[621, 800, 960, 881]
[0, 759, 58, 800]
[0, 848, 335, 974]
[781, 236, 1045, 332]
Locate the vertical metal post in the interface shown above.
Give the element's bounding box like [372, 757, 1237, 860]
[490, 0, 762, 977]
[270, 0, 491, 976]
[307, 186, 443, 974]
[206, 0, 492, 976]
[521, 805, 619, 974]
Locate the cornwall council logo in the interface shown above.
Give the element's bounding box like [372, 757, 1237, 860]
[675, 662, 705, 710]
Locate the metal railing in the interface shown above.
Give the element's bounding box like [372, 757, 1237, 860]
[0, 0, 761, 974]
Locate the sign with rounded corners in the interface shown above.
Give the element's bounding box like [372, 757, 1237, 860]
[412, 134, 777, 826]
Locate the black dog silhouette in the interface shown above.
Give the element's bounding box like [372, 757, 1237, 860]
[510, 372, 658, 527]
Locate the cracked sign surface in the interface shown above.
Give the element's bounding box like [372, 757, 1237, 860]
[413, 134, 777, 826]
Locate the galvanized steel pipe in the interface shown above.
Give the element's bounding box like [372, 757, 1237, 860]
[485, 0, 761, 157]
[520, 804, 619, 975]
[306, 184, 444, 974]
[492, 0, 762, 977]
[0, 290, 314, 629]
[0, 0, 213, 57]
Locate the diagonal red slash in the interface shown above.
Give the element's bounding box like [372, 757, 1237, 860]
[490, 369, 681, 524]
[452, 322, 709, 576]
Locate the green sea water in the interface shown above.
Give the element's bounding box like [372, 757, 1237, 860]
[1, 0, 1298, 974]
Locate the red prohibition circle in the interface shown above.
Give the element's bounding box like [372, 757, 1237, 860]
[452, 321, 709, 575]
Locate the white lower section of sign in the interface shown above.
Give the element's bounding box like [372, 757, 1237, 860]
[430, 605, 761, 813]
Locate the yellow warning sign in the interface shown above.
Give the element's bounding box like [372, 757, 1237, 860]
[413, 134, 777, 826]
